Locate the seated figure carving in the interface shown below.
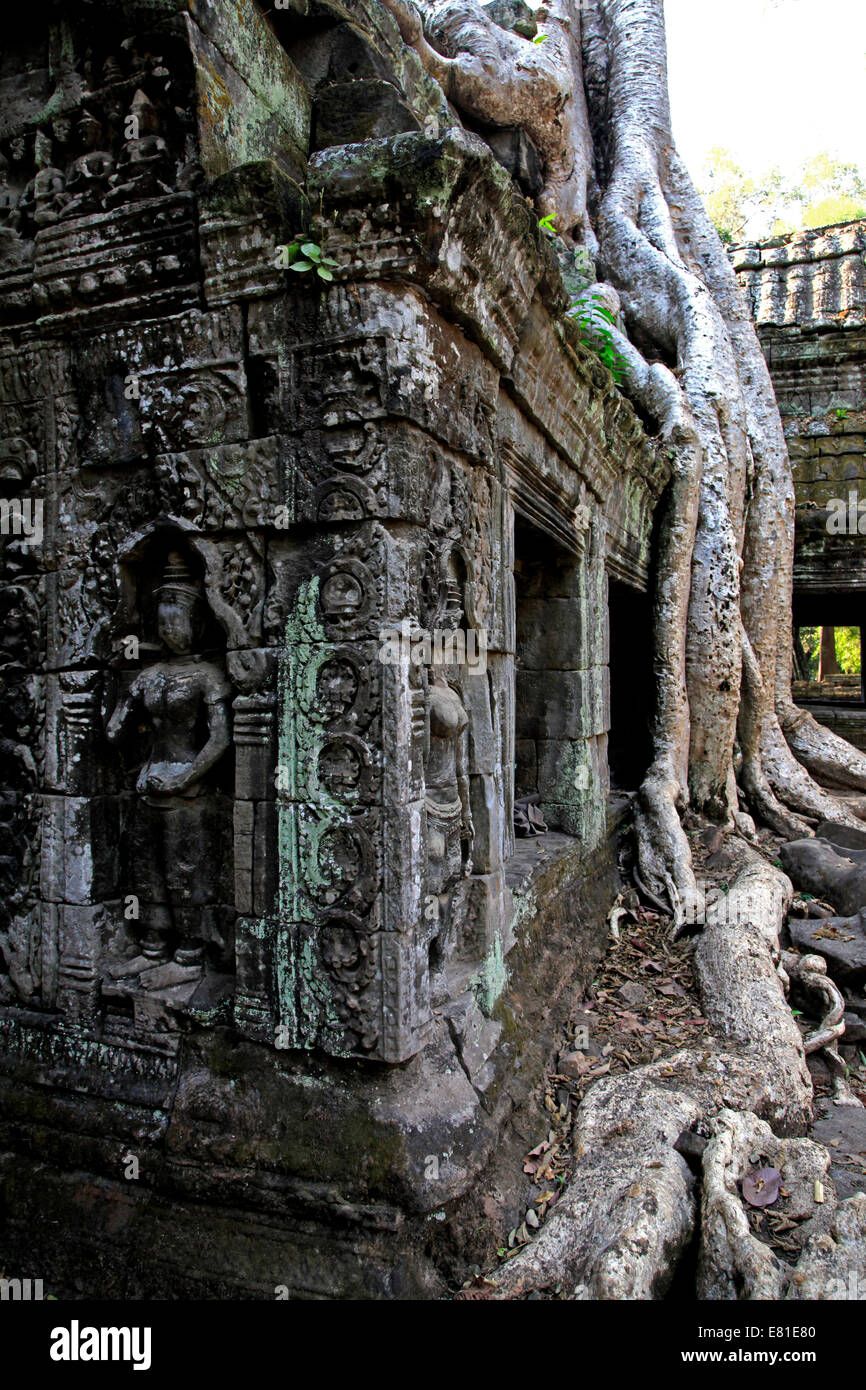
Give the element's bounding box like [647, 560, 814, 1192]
[63, 112, 115, 216]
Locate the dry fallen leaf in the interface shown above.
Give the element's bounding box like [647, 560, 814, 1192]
[742, 1166, 782, 1208]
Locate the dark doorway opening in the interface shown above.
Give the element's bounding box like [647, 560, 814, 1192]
[792, 597, 866, 754]
[607, 578, 653, 791]
[793, 600, 866, 708]
[513, 517, 581, 832]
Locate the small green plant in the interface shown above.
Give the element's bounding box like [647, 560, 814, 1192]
[532, 32, 548, 43]
[568, 291, 627, 384]
[836, 407, 849, 421]
[285, 239, 339, 281]
[536, 217, 626, 384]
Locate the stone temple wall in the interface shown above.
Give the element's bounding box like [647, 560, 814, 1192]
[0, 0, 667, 1296]
[733, 221, 866, 513]
[733, 221, 866, 744]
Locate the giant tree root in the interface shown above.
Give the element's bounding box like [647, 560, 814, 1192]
[788, 1194, 866, 1299]
[698, 1108, 866, 1299]
[379, 0, 595, 242]
[780, 705, 866, 794]
[487, 855, 816, 1298]
[782, 950, 862, 1107]
[698, 1108, 837, 1299]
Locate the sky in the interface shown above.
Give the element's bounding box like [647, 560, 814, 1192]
[664, 0, 866, 185]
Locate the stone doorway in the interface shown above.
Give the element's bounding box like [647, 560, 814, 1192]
[607, 578, 654, 792]
[793, 604, 866, 752]
[513, 516, 587, 835]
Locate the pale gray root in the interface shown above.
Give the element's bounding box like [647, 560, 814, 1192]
[487, 859, 814, 1299]
[787, 1194, 866, 1299]
[824, 1049, 863, 1107]
[583, 0, 744, 827]
[779, 703, 866, 793]
[690, 857, 810, 1134]
[490, 1070, 700, 1300]
[700, 1109, 866, 1300]
[580, 0, 850, 891]
[782, 951, 846, 1056]
[379, 0, 596, 245]
[633, 767, 697, 928]
[738, 632, 813, 839]
[838, 793, 866, 821]
[697, 1108, 836, 1300]
[645, 68, 866, 837]
[760, 714, 866, 830]
[578, 0, 734, 909]
[620, 347, 702, 921]
[782, 950, 862, 1108]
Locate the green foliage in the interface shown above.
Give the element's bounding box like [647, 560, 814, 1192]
[835, 626, 862, 674]
[536, 216, 626, 385]
[532, 32, 547, 43]
[798, 625, 861, 678]
[284, 238, 339, 281]
[698, 147, 866, 243]
[698, 146, 770, 243]
[568, 292, 627, 384]
[797, 151, 866, 229]
[798, 625, 817, 676]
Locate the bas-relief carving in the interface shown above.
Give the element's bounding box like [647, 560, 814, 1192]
[103, 548, 234, 1028]
[273, 534, 388, 1055]
[420, 549, 476, 960]
[231, 430, 504, 1057]
[0, 30, 194, 243]
[62, 112, 115, 218]
[424, 670, 472, 961]
[0, 10, 548, 1067]
[0, 28, 201, 332]
[0, 418, 45, 1007]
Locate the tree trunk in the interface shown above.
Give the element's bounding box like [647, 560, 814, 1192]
[818, 625, 840, 681]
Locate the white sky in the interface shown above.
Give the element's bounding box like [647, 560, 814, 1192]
[664, 0, 866, 182]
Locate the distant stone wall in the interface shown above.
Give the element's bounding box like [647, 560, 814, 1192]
[733, 222, 866, 512]
[734, 222, 866, 640]
[734, 222, 866, 750]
